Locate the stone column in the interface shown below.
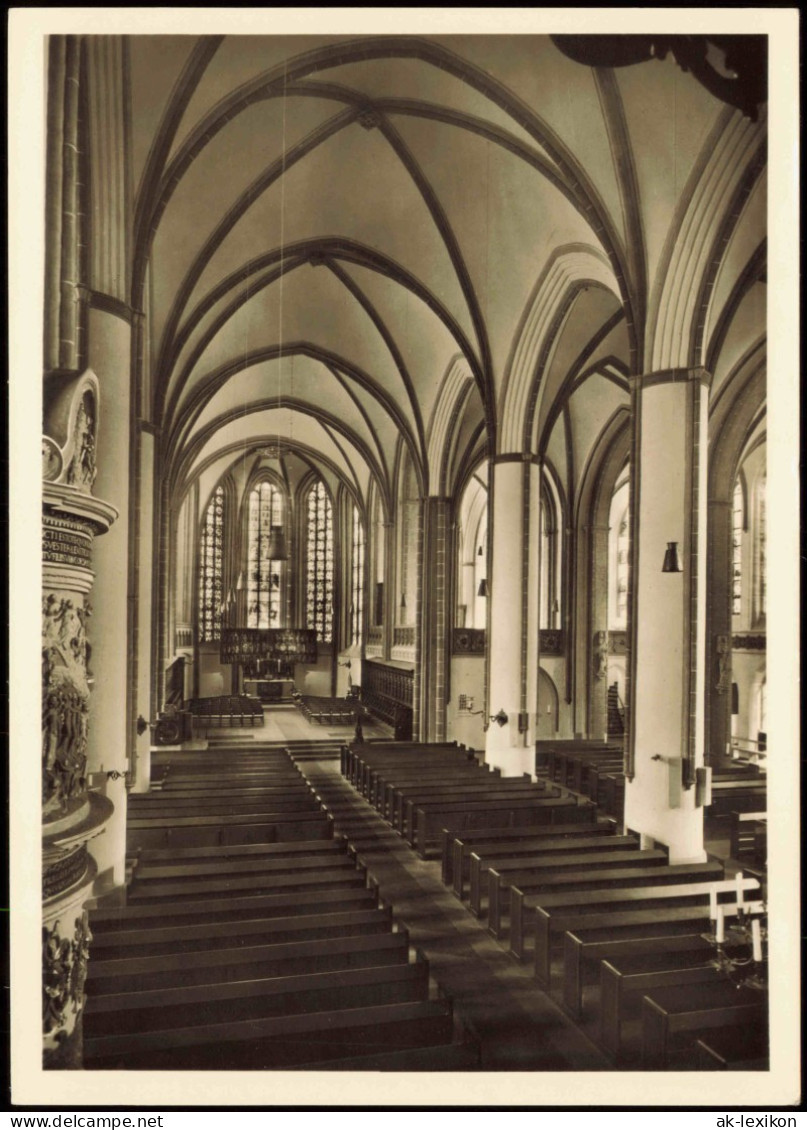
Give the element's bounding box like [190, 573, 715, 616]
[82, 307, 133, 891]
[485, 458, 541, 777]
[623, 369, 711, 863]
[418, 497, 451, 742]
[42, 372, 117, 1068]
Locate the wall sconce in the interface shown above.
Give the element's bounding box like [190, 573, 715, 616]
[477, 545, 483, 556]
[135, 714, 150, 736]
[661, 541, 683, 573]
[477, 578, 488, 598]
[490, 708, 508, 727]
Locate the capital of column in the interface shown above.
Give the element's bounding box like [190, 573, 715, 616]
[492, 451, 543, 466]
[629, 366, 712, 392]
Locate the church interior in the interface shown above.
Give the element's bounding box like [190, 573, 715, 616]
[31, 25, 796, 1091]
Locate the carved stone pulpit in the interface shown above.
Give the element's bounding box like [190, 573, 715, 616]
[42, 370, 117, 1068]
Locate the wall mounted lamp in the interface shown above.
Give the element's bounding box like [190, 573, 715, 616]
[490, 708, 508, 727]
[661, 541, 683, 573]
[477, 578, 488, 598]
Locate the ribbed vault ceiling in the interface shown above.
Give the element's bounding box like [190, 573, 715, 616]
[128, 34, 765, 514]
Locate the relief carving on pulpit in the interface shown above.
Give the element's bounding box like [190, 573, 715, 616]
[65, 392, 97, 490]
[43, 370, 100, 494]
[42, 912, 92, 1040]
[42, 593, 91, 814]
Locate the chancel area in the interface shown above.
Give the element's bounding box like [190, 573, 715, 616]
[35, 27, 789, 1079]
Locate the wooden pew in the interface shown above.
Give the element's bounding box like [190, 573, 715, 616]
[357, 750, 473, 798]
[521, 868, 745, 980]
[357, 752, 471, 798]
[729, 810, 767, 862]
[127, 808, 334, 849]
[88, 924, 410, 993]
[535, 741, 622, 782]
[557, 890, 764, 1018]
[86, 957, 434, 1038]
[376, 765, 503, 823]
[489, 855, 714, 940]
[411, 795, 592, 858]
[126, 860, 368, 904]
[398, 779, 551, 835]
[440, 818, 610, 894]
[85, 996, 458, 1070]
[379, 766, 503, 820]
[695, 1025, 769, 1070]
[86, 905, 399, 994]
[343, 743, 465, 791]
[92, 885, 382, 932]
[562, 927, 726, 1020]
[127, 791, 318, 818]
[586, 761, 624, 804]
[557, 749, 623, 793]
[600, 951, 731, 1059]
[469, 836, 641, 917]
[708, 779, 767, 817]
[642, 981, 767, 1069]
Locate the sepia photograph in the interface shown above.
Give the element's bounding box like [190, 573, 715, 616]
[8, 6, 800, 1112]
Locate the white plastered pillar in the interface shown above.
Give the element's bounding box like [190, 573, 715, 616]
[485, 458, 541, 777]
[624, 368, 711, 863]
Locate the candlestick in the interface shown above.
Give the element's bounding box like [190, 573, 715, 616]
[715, 906, 725, 943]
[735, 870, 744, 906]
[751, 917, 763, 962]
[709, 890, 717, 921]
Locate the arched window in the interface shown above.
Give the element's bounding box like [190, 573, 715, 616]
[198, 485, 224, 642]
[540, 470, 563, 631]
[247, 480, 284, 628]
[753, 473, 766, 622]
[350, 505, 365, 647]
[615, 507, 630, 625]
[305, 480, 334, 643]
[732, 478, 743, 616]
[607, 476, 630, 631]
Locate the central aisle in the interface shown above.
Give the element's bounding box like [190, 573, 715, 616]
[298, 756, 611, 1071]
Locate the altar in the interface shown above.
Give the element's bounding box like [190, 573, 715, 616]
[243, 678, 296, 703]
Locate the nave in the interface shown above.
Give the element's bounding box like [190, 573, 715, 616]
[81, 711, 767, 1074]
[31, 23, 797, 1097]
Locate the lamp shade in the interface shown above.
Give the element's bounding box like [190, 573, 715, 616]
[477, 578, 488, 598]
[661, 541, 683, 573]
[266, 525, 288, 561]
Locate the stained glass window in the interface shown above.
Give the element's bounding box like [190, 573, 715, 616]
[306, 481, 333, 643]
[198, 485, 224, 642]
[247, 481, 284, 629]
[350, 505, 365, 647]
[616, 508, 630, 624]
[732, 480, 743, 615]
[754, 473, 766, 620]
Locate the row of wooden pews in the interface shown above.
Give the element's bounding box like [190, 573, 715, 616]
[537, 740, 767, 832]
[343, 742, 596, 858]
[432, 738, 769, 1070]
[186, 694, 265, 727]
[83, 743, 479, 1070]
[293, 694, 359, 727]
